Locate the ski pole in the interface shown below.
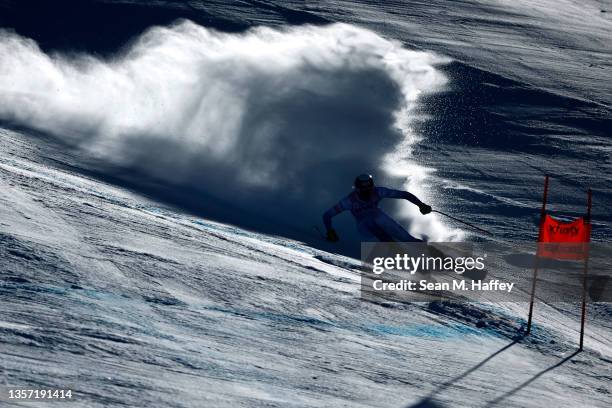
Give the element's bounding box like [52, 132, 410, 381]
[432, 210, 494, 236]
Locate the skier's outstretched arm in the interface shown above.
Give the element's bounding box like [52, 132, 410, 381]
[322, 201, 347, 241]
[378, 187, 432, 214]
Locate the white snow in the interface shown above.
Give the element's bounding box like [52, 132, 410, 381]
[1, 128, 610, 407]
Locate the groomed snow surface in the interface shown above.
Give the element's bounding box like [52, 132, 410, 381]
[1, 129, 610, 407]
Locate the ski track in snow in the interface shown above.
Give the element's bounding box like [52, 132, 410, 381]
[1, 129, 611, 407]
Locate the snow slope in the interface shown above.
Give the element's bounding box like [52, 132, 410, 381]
[1, 1, 611, 407]
[1, 128, 610, 407]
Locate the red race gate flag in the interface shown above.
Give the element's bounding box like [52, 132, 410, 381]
[538, 214, 591, 260]
[527, 177, 593, 348]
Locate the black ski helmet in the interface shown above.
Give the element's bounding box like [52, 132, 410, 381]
[354, 174, 374, 190]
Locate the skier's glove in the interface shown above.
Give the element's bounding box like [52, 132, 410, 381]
[419, 203, 432, 215]
[326, 228, 339, 242]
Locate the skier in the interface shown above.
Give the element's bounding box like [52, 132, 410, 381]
[322, 174, 432, 242]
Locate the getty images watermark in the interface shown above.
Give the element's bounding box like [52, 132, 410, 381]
[360, 242, 611, 303]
